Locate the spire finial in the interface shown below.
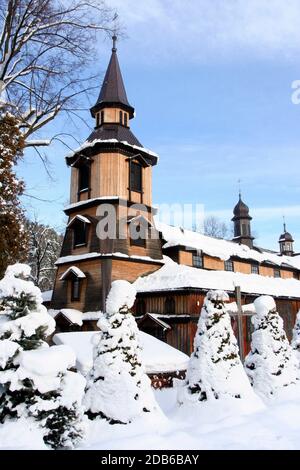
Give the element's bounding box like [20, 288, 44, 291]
[283, 215, 286, 233]
[238, 178, 242, 200]
[112, 33, 117, 52]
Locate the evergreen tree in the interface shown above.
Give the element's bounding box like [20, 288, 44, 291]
[84, 280, 161, 424]
[292, 310, 300, 370]
[0, 113, 28, 278]
[178, 290, 256, 405]
[0, 264, 86, 449]
[244, 296, 298, 398]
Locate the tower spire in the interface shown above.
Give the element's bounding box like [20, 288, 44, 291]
[283, 215, 286, 233]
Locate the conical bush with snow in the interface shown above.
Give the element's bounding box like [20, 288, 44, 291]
[244, 295, 298, 398]
[0, 264, 86, 449]
[84, 280, 162, 424]
[292, 310, 300, 372]
[178, 290, 260, 405]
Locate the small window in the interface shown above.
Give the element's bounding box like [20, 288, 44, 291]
[251, 264, 259, 275]
[78, 164, 90, 192]
[274, 268, 281, 278]
[193, 253, 203, 268]
[129, 222, 147, 247]
[73, 222, 87, 247]
[293, 272, 298, 280]
[119, 110, 123, 124]
[225, 260, 234, 272]
[165, 297, 175, 314]
[123, 113, 128, 127]
[71, 278, 81, 301]
[101, 110, 104, 124]
[96, 113, 100, 127]
[130, 162, 142, 192]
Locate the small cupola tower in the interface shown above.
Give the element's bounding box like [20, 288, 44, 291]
[279, 220, 294, 256]
[231, 193, 254, 249]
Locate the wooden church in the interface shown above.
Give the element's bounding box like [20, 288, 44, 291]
[50, 37, 300, 356]
[51, 36, 164, 315]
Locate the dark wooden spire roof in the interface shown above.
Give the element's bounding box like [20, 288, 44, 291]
[90, 36, 134, 118]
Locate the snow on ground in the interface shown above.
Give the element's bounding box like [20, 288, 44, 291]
[1, 380, 300, 449]
[81, 383, 300, 450]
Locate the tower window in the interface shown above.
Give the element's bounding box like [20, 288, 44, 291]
[123, 113, 128, 127]
[71, 278, 81, 301]
[78, 164, 90, 192]
[73, 222, 87, 247]
[129, 222, 147, 247]
[242, 223, 249, 236]
[119, 110, 123, 124]
[225, 260, 234, 272]
[101, 110, 104, 124]
[164, 297, 175, 314]
[274, 268, 281, 278]
[251, 264, 259, 275]
[293, 272, 298, 280]
[96, 113, 100, 127]
[193, 253, 203, 268]
[130, 162, 142, 192]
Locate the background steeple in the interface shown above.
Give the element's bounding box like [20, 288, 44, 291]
[231, 192, 254, 249]
[279, 218, 294, 256]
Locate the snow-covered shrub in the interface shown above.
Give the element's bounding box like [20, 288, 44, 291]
[84, 280, 161, 424]
[244, 296, 298, 398]
[292, 310, 300, 369]
[178, 290, 257, 405]
[0, 264, 86, 448]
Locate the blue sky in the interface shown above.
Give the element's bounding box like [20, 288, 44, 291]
[18, 0, 300, 252]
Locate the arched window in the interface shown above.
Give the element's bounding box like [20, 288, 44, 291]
[164, 297, 175, 314]
[101, 110, 104, 124]
[96, 113, 100, 127]
[119, 110, 123, 124]
[123, 113, 128, 127]
[130, 162, 142, 192]
[78, 164, 90, 192]
[136, 299, 146, 315]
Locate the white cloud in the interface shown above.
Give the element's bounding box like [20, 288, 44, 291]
[108, 0, 300, 64]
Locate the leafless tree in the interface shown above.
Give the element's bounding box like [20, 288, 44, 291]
[203, 215, 232, 239]
[26, 217, 63, 291]
[0, 0, 117, 156]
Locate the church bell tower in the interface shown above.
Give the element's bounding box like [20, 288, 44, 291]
[51, 37, 163, 316]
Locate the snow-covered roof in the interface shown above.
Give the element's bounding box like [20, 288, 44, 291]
[66, 139, 159, 160]
[53, 309, 83, 326]
[59, 266, 86, 281]
[67, 215, 91, 227]
[55, 252, 165, 266]
[157, 221, 300, 271]
[134, 259, 300, 298]
[64, 196, 120, 212]
[53, 330, 189, 376]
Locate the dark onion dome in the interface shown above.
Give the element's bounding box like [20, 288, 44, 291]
[279, 230, 294, 243]
[232, 195, 252, 220]
[90, 36, 135, 119]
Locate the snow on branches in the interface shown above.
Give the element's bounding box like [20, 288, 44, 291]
[178, 290, 258, 405]
[244, 296, 298, 398]
[0, 264, 86, 449]
[84, 280, 162, 424]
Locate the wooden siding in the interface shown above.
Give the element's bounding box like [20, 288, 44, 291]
[111, 259, 161, 283]
[203, 255, 224, 270]
[178, 250, 193, 266]
[234, 260, 252, 274]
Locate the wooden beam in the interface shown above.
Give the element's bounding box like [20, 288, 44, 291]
[235, 285, 245, 362]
